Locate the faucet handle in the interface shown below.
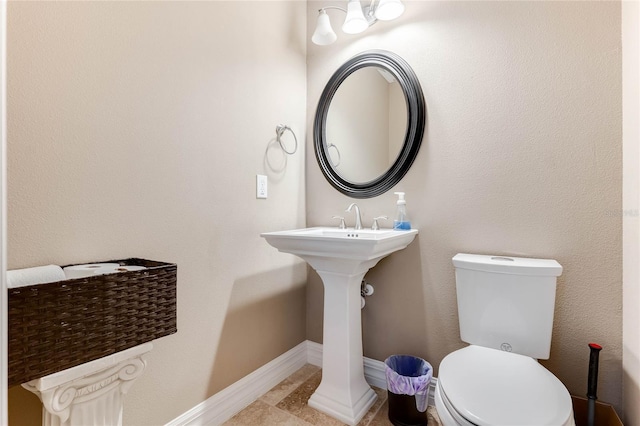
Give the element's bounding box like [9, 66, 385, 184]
[332, 215, 347, 229]
[371, 216, 388, 230]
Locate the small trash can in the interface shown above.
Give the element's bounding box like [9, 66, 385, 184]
[385, 355, 433, 426]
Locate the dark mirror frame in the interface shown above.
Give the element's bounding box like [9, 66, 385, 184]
[314, 50, 426, 199]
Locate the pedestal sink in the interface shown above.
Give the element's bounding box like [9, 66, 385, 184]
[261, 227, 418, 425]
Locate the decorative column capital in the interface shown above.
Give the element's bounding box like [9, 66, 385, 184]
[23, 343, 153, 426]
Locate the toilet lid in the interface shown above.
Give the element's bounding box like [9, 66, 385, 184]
[439, 345, 572, 426]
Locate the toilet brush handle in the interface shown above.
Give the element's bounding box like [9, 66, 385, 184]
[587, 343, 602, 426]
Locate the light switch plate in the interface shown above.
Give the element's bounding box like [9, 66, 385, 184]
[256, 174, 267, 199]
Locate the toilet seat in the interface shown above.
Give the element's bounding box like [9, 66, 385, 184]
[436, 383, 476, 426]
[437, 345, 574, 426]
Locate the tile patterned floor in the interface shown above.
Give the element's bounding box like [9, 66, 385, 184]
[224, 364, 442, 426]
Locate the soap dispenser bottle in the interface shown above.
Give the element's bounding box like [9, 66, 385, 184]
[393, 192, 411, 230]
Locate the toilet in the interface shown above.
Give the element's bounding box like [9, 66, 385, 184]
[435, 253, 575, 426]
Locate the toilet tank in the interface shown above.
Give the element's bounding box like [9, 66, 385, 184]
[452, 253, 562, 360]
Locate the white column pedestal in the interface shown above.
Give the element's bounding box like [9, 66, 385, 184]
[261, 228, 418, 425]
[308, 269, 377, 426]
[23, 343, 153, 426]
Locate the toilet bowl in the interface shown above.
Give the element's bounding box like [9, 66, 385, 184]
[436, 254, 575, 426]
[435, 346, 574, 426]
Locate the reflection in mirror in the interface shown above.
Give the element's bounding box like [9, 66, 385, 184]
[314, 50, 425, 198]
[326, 67, 407, 183]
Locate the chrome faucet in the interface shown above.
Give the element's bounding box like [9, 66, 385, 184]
[346, 203, 363, 230]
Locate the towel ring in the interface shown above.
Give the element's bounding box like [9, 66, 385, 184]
[276, 124, 297, 155]
[328, 143, 341, 167]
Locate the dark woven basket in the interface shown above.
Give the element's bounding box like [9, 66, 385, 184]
[8, 258, 177, 387]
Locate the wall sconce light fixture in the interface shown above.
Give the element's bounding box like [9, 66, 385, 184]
[312, 0, 405, 46]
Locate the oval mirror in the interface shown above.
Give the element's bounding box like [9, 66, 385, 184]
[314, 50, 425, 198]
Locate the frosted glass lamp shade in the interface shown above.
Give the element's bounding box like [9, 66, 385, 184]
[374, 0, 405, 21]
[312, 10, 337, 45]
[342, 0, 368, 34]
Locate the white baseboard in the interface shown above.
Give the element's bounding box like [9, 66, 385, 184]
[165, 341, 308, 426]
[306, 340, 323, 367]
[167, 340, 437, 425]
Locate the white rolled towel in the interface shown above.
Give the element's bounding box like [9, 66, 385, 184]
[63, 263, 121, 279]
[7, 265, 66, 289]
[113, 265, 146, 272]
[63, 263, 146, 279]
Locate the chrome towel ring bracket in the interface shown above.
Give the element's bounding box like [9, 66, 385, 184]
[276, 124, 298, 155]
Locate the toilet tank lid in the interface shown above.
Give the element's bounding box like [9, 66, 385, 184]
[452, 253, 562, 277]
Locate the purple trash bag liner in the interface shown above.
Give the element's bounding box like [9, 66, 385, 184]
[385, 355, 433, 412]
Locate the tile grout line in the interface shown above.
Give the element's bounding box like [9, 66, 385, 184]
[253, 365, 397, 426]
[279, 403, 315, 426]
[228, 361, 441, 426]
[363, 399, 382, 426]
[258, 365, 324, 425]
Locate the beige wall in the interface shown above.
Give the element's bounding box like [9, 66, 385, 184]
[5, 0, 631, 424]
[7, 1, 307, 425]
[307, 0, 624, 415]
[623, 1, 640, 425]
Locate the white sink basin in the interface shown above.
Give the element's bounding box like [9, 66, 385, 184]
[261, 226, 418, 425]
[261, 227, 418, 262]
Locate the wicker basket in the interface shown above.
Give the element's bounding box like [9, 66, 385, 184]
[8, 258, 177, 387]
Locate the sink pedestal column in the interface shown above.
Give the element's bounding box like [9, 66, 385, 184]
[23, 343, 152, 426]
[261, 227, 419, 425]
[308, 263, 378, 426]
